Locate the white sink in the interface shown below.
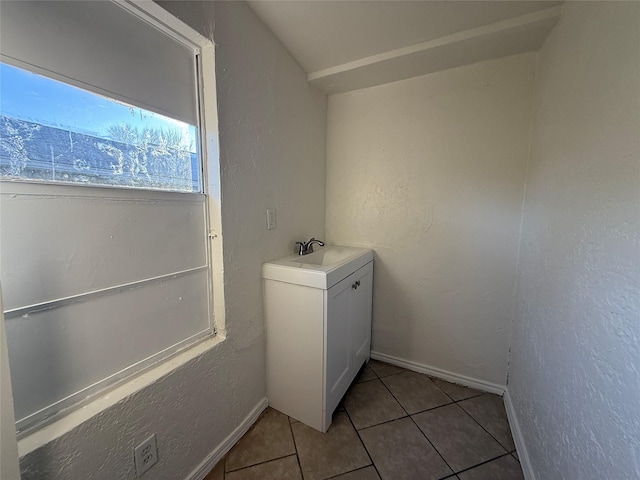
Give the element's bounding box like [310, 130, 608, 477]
[262, 245, 373, 289]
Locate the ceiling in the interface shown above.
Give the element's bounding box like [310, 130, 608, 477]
[247, 1, 562, 94]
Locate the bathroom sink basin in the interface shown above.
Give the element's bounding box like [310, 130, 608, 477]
[263, 245, 373, 289]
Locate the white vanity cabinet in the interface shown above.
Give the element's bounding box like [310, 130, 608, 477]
[263, 246, 373, 433]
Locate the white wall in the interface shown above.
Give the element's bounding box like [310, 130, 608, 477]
[17, 2, 326, 479]
[326, 53, 535, 386]
[1, 288, 21, 480]
[508, 3, 640, 479]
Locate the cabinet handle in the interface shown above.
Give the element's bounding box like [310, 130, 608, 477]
[352, 280, 361, 289]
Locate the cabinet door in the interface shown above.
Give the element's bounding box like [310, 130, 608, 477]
[351, 262, 373, 370]
[325, 274, 353, 413]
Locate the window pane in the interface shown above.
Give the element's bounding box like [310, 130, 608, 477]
[0, 63, 200, 193]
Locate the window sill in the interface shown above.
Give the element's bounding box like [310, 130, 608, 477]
[17, 333, 226, 457]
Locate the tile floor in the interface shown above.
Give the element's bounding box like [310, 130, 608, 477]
[205, 360, 523, 480]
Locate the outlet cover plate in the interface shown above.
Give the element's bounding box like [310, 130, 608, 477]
[267, 208, 277, 230]
[134, 433, 158, 477]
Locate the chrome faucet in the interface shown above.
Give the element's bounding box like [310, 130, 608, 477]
[296, 237, 325, 255]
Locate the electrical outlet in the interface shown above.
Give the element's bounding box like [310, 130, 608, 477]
[266, 208, 277, 230]
[134, 433, 158, 477]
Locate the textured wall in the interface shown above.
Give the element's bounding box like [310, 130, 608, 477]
[1, 290, 20, 480]
[508, 2, 640, 479]
[326, 53, 535, 386]
[18, 2, 327, 479]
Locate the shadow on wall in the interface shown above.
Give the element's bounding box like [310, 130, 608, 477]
[370, 250, 416, 357]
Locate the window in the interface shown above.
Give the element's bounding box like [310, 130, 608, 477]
[0, 1, 220, 435]
[1, 63, 200, 192]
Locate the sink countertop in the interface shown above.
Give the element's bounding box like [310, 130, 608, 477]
[262, 245, 373, 289]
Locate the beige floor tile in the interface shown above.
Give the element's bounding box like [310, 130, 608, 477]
[359, 417, 452, 480]
[412, 404, 506, 472]
[354, 365, 377, 383]
[344, 379, 406, 430]
[225, 455, 301, 480]
[292, 411, 370, 480]
[458, 395, 515, 451]
[367, 360, 405, 378]
[226, 408, 296, 472]
[330, 466, 381, 480]
[381, 371, 452, 414]
[457, 454, 524, 480]
[431, 378, 484, 401]
[204, 459, 225, 480]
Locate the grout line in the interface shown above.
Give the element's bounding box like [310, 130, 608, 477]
[440, 473, 460, 480]
[428, 373, 487, 403]
[452, 451, 515, 476]
[406, 390, 489, 418]
[422, 419, 520, 477]
[372, 371, 405, 379]
[439, 403, 511, 468]
[366, 363, 381, 379]
[370, 370, 405, 380]
[224, 453, 299, 475]
[456, 399, 515, 452]
[367, 360, 406, 380]
[349, 377, 409, 431]
[287, 415, 305, 479]
[374, 365, 516, 478]
[239, 363, 519, 479]
[355, 413, 410, 432]
[354, 376, 378, 385]
[436, 388, 485, 403]
[343, 400, 383, 480]
[378, 363, 485, 410]
[324, 465, 375, 480]
[408, 413, 456, 477]
[408, 401, 456, 417]
[375, 371, 457, 478]
[376, 375, 409, 416]
[429, 377, 458, 403]
[453, 393, 487, 402]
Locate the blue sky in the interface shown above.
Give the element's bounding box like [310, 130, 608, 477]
[0, 62, 195, 149]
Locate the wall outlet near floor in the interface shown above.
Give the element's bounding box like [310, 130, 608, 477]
[266, 207, 277, 230]
[134, 433, 158, 477]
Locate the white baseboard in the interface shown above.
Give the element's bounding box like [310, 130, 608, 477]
[503, 389, 536, 480]
[370, 351, 506, 395]
[186, 397, 268, 480]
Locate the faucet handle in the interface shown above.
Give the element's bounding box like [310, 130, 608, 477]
[296, 238, 324, 255]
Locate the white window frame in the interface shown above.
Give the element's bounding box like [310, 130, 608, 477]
[0, 0, 224, 437]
